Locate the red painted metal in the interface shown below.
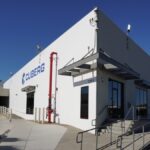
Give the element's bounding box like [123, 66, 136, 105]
[48, 51, 57, 123]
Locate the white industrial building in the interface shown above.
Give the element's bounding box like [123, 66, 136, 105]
[3, 7, 150, 131]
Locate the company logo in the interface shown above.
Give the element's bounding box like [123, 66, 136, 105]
[22, 73, 26, 85]
[22, 63, 45, 85]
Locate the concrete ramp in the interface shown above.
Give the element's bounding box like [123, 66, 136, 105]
[0, 118, 67, 150]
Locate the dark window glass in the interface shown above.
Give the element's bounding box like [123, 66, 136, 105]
[108, 79, 124, 118]
[136, 88, 147, 116]
[108, 80, 112, 106]
[80, 86, 89, 119]
[26, 92, 34, 114]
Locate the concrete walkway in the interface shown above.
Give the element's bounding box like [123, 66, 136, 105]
[2, 115, 150, 150]
[0, 116, 67, 150]
[55, 125, 82, 150]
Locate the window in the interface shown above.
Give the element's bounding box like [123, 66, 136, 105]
[136, 88, 148, 116]
[26, 92, 34, 114]
[80, 86, 89, 119]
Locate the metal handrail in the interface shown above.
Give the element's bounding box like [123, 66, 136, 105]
[121, 106, 135, 133]
[76, 122, 114, 150]
[125, 106, 134, 120]
[76, 127, 97, 150]
[97, 105, 108, 116]
[91, 105, 108, 127]
[117, 121, 150, 149]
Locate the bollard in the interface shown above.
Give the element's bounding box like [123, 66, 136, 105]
[34, 108, 37, 122]
[7, 108, 9, 118]
[9, 108, 12, 122]
[38, 108, 41, 123]
[2, 106, 4, 115]
[4, 107, 6, 115]
[6, 107, 8, 117]
[42, 108, 45, 124]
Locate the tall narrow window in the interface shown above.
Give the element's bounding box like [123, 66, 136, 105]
[136, 88, 148, 116]
[80, 86, 89, 119]
[26, 92, 34, 114]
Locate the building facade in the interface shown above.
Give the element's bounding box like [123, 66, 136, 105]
[4, 8, 150, 130]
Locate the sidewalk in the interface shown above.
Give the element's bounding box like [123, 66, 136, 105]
[0, 116, 67, 150]
[0, 116, 118, 150]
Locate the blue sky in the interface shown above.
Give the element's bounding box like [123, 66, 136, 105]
[0, 0, 150, 82]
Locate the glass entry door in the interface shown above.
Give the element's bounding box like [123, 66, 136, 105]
[136, 88, 148, 117]
[108, 79, 124, 118]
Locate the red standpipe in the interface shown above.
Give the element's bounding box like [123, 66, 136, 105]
[48, 51, 57, 123]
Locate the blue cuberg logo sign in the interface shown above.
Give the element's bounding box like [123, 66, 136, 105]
[22, 63, 45, 85]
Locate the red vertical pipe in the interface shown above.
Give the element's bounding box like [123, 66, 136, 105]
[48, 51, 57, 123]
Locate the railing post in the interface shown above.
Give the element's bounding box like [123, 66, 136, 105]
[76, 132, 83, 150]
[120, 136, 122, 149]
[142, 126, 145, 146]
[110, 123, 112, 144]
[132, 130, 135, 150]
[123, 120, 125, 133]
[96, 129, 99, 150]
[133, 106, 135, 122]
[81, 133, 83, 150]
[121, 121, 123, 134]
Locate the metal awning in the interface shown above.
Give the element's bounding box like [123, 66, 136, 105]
[58, 52, 99, 77]
[98, 50, 140, 80]
[135, 80, 150, 89]
[21, 86, 36, 93]
[58, 49, 140, 80]
[0, 87, 9, 97]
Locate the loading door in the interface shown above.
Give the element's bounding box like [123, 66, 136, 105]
[26, 92, 34, 114]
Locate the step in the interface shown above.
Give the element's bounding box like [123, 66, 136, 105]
[111, 120, 133, 126]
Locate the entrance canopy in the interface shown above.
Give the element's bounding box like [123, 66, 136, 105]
[58, 52, 98, 77]
[135, 80, 150, 89]
[0, 87, 9, 97]
[98, 50, 140, 80]
[58, 49, 140, 80]
[21, 86, 36, 93]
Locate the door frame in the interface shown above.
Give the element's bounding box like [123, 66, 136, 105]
[108, 79, 124, 118]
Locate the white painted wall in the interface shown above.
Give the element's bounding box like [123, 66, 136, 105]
[4, 8, 97, 130]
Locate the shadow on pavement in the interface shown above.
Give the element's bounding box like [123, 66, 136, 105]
[0, 146, 20, 150]
[1, 137, 21, 142]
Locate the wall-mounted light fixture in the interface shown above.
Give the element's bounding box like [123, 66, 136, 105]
[126, 24, 131, 49]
